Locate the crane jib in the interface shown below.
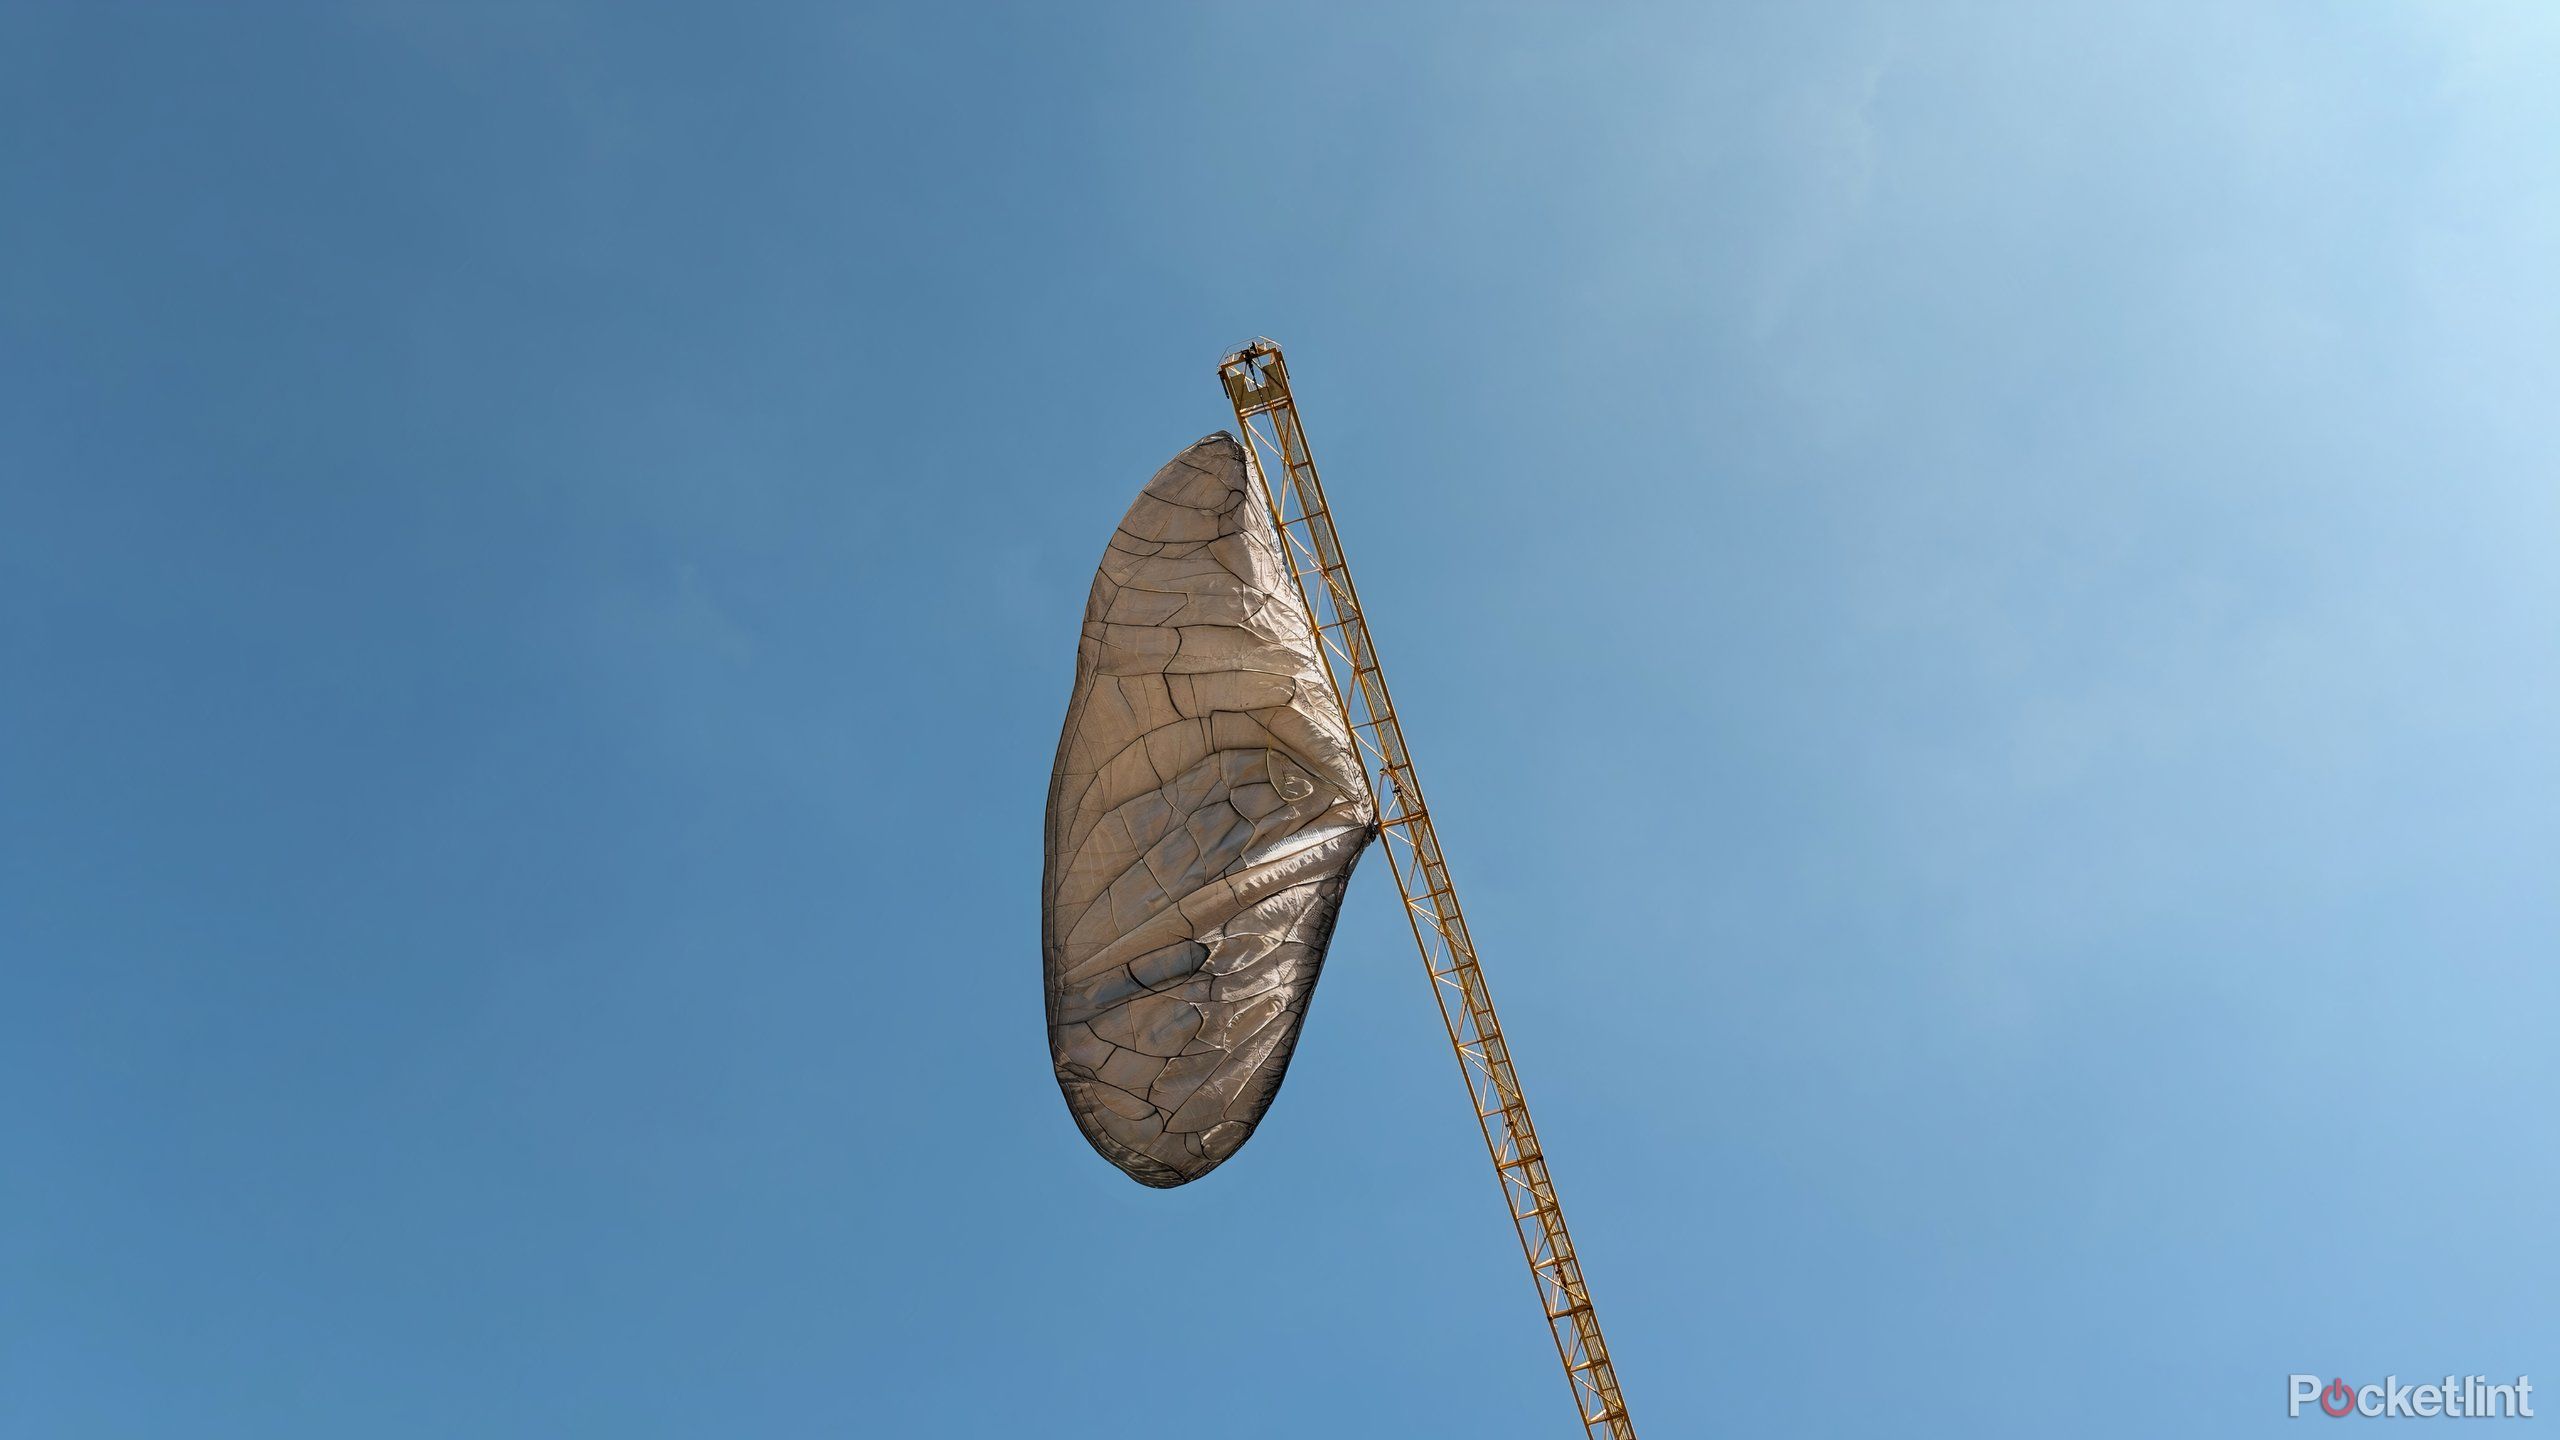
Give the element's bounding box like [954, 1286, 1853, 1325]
[1215, 340, 1639, 1440]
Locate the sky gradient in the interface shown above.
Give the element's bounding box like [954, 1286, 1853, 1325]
[6, 4, 2556, 1436]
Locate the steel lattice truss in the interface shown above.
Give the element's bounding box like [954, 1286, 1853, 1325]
[1218, 341, 1638, 1440]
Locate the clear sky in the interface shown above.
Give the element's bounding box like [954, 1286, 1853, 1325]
[6, 4, 2555, 1436]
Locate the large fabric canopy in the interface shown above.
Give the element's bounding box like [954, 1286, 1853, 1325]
[1043, 433, 1375, 1187]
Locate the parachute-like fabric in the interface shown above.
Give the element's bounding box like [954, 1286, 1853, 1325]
[1044, 433, 1375, 1187]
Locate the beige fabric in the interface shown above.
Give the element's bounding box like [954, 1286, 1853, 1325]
[1044, 433, 1375, 1187]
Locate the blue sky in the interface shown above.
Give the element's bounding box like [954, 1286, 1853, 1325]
[6, 4, 2555, 1436]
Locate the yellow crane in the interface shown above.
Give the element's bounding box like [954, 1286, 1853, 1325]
[1217, 340, 1639, 1440]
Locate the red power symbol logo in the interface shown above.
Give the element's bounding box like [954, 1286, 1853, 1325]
[2322, 1378, 2357, 1416]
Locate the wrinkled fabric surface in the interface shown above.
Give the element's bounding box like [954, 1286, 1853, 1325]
[1043, 433, 1375, 1187]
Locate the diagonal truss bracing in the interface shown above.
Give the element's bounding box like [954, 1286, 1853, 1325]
[1217, 340, 1637, 1440]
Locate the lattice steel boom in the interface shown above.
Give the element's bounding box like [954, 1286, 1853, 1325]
[1217, 340, 1637, 1440]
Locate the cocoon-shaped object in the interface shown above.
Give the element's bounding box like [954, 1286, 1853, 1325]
[1043, 433, 1375, 1186]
